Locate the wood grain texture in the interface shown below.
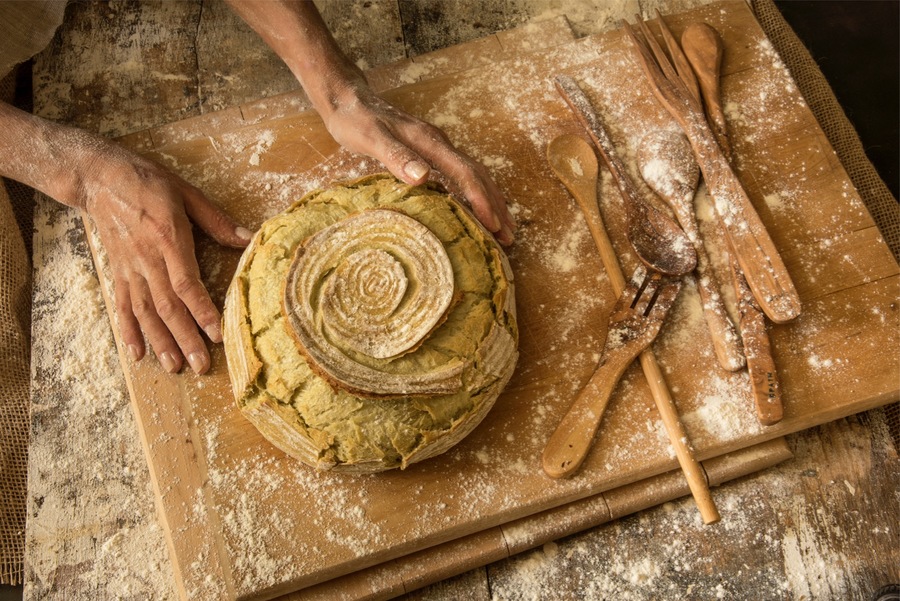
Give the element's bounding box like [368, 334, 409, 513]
[480, 411, 899, 601]
[95, 3, 898, 596]
[23, 1, 899, 600]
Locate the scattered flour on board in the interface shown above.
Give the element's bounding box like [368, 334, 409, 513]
[682, 371, 763, 443]
[28, 201, 177, 599]
[486, 408, 893, 601]
[25, 2, 890, 597]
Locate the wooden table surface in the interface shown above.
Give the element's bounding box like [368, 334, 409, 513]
[23, 1, 898, 600]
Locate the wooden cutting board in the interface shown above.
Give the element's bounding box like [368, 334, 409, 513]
[83, 2, 899, 599]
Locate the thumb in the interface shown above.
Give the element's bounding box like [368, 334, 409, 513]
[181, 184, 253, 248]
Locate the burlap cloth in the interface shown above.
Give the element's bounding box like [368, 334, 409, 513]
[0, 0, 897, 587]
[1, 68, 35, 587]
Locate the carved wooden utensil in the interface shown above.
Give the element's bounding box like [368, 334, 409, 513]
[681, 22, 732, 157]
[553, 75, 697, 277]
[680, 21, 783, 425]
[638, 129, 745, 372]
[542, 266, 681, 479]
[546, 134, 720, 523]
[625, 17, 801, 324]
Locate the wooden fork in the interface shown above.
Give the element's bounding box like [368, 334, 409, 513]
[542, 266, 682, 479]
[624, 15, 801, 325]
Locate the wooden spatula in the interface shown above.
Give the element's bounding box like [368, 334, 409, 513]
[624, 17, 801, 324]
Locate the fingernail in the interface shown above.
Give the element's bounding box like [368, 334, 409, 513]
[187, 352, 209, 375]
[128, 344, 143, 362]
[235, 226, 253, 242]
[499, 224, 514, 246]
[487, 211, 501, 232]
[404, 160, 430, 181]
[159, 351, 179, 373]
[505, 208, 517, 231]
[204, 322, 223, 344]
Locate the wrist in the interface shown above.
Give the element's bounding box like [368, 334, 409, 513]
[42, 125, 106, 210]
[0, 102, 106, 210]
[225, 0, 369, 121]
[303, 68, 369, 121]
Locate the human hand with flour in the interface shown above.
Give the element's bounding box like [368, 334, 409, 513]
[0, 101, 250, 374]
[226, 0, 516, 245]
[0, 0, 515, 377]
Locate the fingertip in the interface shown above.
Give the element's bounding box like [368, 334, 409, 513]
[480, 207, 502, 233]
[402, 160, 430, 184]
[503, 206, 517, 232]
[158, 350, 182, 373]
[187, 350, 210, 375]
[234, 226, 254, 246]
[203, 322, 223, 344]
[115, 291, 148, 363]
[497, 223, 515, 246]
[128, 343, 145, 362]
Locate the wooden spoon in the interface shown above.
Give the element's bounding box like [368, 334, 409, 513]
[638, 129, 745, 372]
[554, 75, 697, 277]
[546, 134, 720, 523]
[682, 22, 784, 426]
[681, 22, 730, 156]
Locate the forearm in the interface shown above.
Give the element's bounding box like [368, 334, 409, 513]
[226, 0, 516, 243]
[0, 101, 107, 209]
[224, 0, 365, 119]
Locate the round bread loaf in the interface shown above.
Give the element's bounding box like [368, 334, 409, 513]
[223, 174, 518, 472]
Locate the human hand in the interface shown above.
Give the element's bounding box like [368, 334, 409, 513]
[225, 0, 516, 245]
[322, 86, 517, 245]
[75, 141, 252, 374]
[2, 102, 251, 374]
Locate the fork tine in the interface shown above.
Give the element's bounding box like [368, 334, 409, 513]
[623, 20, 667, 86]
[653, 9, 702, 104]
[647, 277, 683, 319]
[635, 15, 681, 86]
[619, 264, 647, 309]
[632, 271, 663, 316]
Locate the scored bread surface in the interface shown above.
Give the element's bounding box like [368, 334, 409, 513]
[223, 173, 518, 472]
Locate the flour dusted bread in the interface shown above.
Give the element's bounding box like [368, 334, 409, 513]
[223, 174, 518, 472]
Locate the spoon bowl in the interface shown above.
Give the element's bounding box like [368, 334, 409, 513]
[553, 75, 697, 277]
[638, 129, 745, 372]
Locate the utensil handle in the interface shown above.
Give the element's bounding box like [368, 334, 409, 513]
[542, 353, 633, 479]
[553, 76, 644, 223]
[739, 295, 784, 426]
[692, 271, 745, 372]
[638, 349, 721, 524]
[675, 211, 745, 372]
[728, 247, 785, 426]
[686, 114, 801, 324]
[569, 186, 628, 293]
